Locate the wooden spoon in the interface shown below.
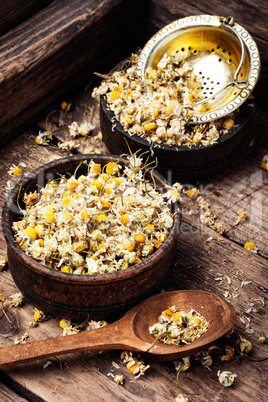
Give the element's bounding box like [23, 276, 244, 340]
[0, 290, 236, 369]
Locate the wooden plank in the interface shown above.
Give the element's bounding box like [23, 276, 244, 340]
[0, 0, 146, 147]
[145, 0, 268, 101]
[0, 382, 27, 402]
[0, 1, 52, 36]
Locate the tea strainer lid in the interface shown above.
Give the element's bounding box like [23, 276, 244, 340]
[136, 15, 261, 123]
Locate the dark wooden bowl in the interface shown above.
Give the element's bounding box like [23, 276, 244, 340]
[100, 61, 252, 183]
[2, 154, 181, 321]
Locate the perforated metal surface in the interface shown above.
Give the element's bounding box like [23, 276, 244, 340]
[137, 15, 260, 123]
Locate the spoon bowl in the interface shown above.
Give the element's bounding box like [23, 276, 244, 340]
[0, 290, 236, 368]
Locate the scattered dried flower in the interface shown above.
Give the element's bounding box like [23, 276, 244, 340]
[7, 163, 26, 177]
[114, 374, 124, 385]
[9, 292, 23, 307]
[236, 335, 252, 355]
[120, 351, 150, 379]
[261, 154, 268, 171]
[0, 254, 8, 271]
[69, 121, 95, 137]
[235, 210, 247, 225]
[35, 130, 53, 146]
[58, 140, 79, 151]
[244, 242, 258, 253]
[14, 333, 29, 345]
[174, 395, 188, 402]
[217, 370, 237, 387]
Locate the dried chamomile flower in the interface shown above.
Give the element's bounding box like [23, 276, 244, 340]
[63, 325, 80, 336]
[236, 335, 252, 355]
[120, 351, 150, 379]
[212, 221, 225, 235]
[259, 335, 266, 344]
[0, 293, 5, 302]
[244, 242, 258, 253]
[69, 121, 95, 137]
[261, 154, 268, 171]
[24, 191, 39, 207]
[59, 318, 72, 329]
[86, 320, 108, 331]
[28, 319, 38, 328]
[14, 333, 29, 345]
[235, 210, 247, 225]
[174, 357, 190, 372]
[184, 187, 200, 198]
[174, 394, 188, 402]
[0, 254, 8, 271]
[35, 130, 53, 145]
[114, 374, 124, 385]
[9, 292, 23, 307]
[8, 162, 26, 177]
[61, 101, 72, 112]
[219, 345, 235, 361]
[194, 351, 213, 368]
[34, 309, 46, 322]
[217, 370, 237, 387]
[58, 140, 78, 151]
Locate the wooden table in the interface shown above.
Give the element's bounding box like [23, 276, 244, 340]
[0, 1, 267, 401]
[0, 82, 267, 402]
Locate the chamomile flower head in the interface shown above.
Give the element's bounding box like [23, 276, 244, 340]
[10, 292, 23, 307]
[58, 141, 78, 151]
[261, 154, 268, 171]
[244, 242, 258, 253]
[35, 130, 53, 145]
[8, 163, 26, 177]
[217, 370, 237, 387]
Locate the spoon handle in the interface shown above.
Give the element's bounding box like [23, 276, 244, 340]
[0, 321, 141, 369]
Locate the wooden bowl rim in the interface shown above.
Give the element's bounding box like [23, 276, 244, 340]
[2, 154, 181, 285]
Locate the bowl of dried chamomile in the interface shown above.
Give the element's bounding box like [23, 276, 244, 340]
[2, 154, 181, 321]
[97, 15, 260, 181]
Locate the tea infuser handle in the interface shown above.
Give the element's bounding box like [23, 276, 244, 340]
[221, 16, 248, 85]
[188, 16, 249, 108]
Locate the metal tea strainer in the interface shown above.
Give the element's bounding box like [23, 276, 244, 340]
[136, 15, 260, 123]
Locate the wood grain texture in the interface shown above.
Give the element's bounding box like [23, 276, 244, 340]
[0, 1, 52, 36]
[145, 0, 268, 100]
[0, 0, 146, 147]
[0, 54, 267, 402]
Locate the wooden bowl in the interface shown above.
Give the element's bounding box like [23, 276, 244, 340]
[2, 154, 181, 321]
[100, 61, 252, 183]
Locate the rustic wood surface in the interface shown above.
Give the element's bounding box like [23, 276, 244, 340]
[0, 78, 267, 401]
[0, 0, 146, 146]
[0, 0, 267, 400]
[0, 1, 52, 36]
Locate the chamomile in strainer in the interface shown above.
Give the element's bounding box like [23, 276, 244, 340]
[137, 15, 260, 123]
